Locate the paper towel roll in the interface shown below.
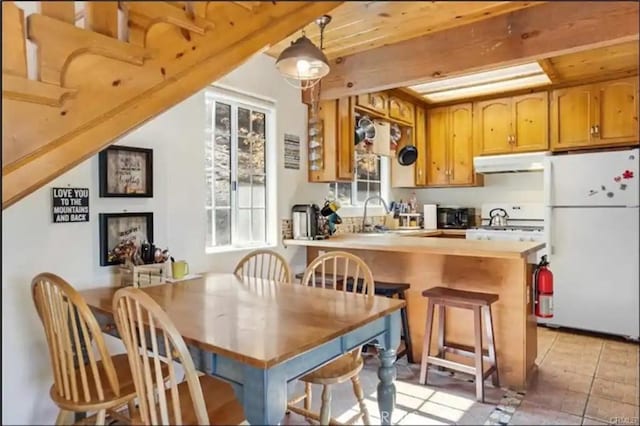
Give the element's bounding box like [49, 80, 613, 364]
[423, 204, 437, 230]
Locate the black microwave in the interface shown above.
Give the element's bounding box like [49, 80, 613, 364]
[437, 207, 476, 229]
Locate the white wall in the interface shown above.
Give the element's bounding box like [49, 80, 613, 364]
[1, 53, 327, 425]
[412, 172, 544, 209]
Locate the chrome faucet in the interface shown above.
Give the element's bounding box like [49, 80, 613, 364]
[362, 195, 391, 232]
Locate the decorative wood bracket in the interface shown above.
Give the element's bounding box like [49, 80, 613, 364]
[123, 1, 214, 46]
[2, 73, 76, 107]
[27, 13, 151, 86]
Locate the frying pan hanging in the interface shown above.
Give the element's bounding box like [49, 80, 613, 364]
[397, 144, 418, 166]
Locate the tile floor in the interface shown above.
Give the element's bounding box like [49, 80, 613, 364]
[284, 326, 639, 425]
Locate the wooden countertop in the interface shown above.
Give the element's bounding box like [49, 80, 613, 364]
[284, 231, 545, 259]
[80, 273, 405, 368]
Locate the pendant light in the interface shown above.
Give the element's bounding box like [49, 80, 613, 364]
[276, 15, 332, 90]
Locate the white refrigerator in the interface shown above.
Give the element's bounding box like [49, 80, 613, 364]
[543, 148, 639, 340]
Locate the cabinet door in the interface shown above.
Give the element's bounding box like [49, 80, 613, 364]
[391, 126, 417, 187]
[512, 92, 549, 152]
[389, 96, 415, 125]
[308, 100, 338, 182]
[426, 107, 449, 186]
[415, 107, 427, 186]
[474, 98, 513, 155]
[550, 85, 595, 150]
[356, 92, 388, 117]
[594, 77, 639, 146]
[336, 96, 355, 181]
[448, 103, 474, 185]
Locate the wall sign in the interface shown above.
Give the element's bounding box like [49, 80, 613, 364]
[284, 133, 300, 170]
[52, 187, 90, 223]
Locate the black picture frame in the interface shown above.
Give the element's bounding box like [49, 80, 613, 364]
[99, 212, 154, 266]
[99, 146, 153, 197]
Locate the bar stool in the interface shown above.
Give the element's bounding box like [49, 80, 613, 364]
[295, 272, 414, 363]
[419, 286, 500, 402]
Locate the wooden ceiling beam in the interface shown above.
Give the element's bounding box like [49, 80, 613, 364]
[320, 1, 639, 99]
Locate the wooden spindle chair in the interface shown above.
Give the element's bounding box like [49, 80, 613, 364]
[287, 251, 374, 425]
[112, 287, 245, 425]
[234, 249, 292, 283]
[31, 273, 143, 425]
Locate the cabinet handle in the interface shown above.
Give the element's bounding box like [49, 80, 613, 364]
[594, 125, 600, 136]
[512, 135, 516, 144]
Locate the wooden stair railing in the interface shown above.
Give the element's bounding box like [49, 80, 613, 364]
[2, 1, 341, 209]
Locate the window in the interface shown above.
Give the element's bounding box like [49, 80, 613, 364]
[204, 88, 274, 250]
[328, 146, 389, 207]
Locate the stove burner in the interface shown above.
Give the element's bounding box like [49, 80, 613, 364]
[474, 225, 544, 232]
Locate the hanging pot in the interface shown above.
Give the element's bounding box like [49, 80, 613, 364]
[354, 116, 376, 145]
[397, 145, 418, 166]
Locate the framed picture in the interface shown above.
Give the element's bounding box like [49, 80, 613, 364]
[99, 212, 154, 266]
[99, 146, 153, 197]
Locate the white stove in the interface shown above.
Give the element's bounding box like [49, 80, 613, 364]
[465, 204, 546, 254]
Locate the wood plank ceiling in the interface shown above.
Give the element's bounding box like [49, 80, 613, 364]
[267, 1, 543, 60]
[267, 1, 637, 102]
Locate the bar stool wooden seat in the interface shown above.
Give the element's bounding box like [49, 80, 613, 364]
[419, 286, 500, 402]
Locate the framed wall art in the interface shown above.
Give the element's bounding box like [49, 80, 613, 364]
[99, 145, 153, 197]
[99, 212, 154, 266]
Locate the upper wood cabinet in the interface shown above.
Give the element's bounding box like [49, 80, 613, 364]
[512, 92, 549, 152]
[475, 97, 512, 155]
[307, 97, 354, 183]
[475, 92, 549, 155]
[389, 95, 415, 125]
[355, 92, 388, 117]
[414, 106, 428, 186]
[426, 103, 478, 187]
[551, 76, 638, 151]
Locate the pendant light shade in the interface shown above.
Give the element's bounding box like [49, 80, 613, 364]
[276, 35, 330, 81]
[276, 15, 332, 90]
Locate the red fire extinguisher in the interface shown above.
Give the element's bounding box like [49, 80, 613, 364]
[534, 255, 554, 318]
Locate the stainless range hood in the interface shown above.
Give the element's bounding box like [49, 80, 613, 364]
[474, 151, 550, 174]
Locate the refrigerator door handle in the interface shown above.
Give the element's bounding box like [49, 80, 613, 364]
[543, 159, 554, 255]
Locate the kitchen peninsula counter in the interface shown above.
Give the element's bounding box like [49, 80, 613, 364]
[283, 231, 544, 259]
[285, 232, 545, 390]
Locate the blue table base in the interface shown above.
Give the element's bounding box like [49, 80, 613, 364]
[94, 310, 401, 425]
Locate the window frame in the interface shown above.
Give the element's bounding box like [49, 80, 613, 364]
[205, 86, 276, 253]
[329, 152, 390, 210]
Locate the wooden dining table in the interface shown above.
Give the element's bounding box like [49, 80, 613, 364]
[80, 273, 405, 425]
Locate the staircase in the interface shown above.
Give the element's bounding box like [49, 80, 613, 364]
[2, 1, 340, 209]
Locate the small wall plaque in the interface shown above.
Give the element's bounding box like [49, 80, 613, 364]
[52, 187, 90, 223]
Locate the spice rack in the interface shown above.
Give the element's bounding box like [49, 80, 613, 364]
[397, 212, 422, 230]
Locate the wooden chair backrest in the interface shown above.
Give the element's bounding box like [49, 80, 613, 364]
[113, 287, 209, 425]
[301, 251, 375, 360]
[301, 251, 375, 296]
[234, 249, 292, 283]
[31, 273, 120, 404]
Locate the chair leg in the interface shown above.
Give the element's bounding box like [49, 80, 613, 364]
[473, 306, 485, 403]
[55, 409, 73, 426]
[436, 304, 446, 371]
[399, 291, 414, 364]
[95, 409, 107, 425]
[351, 375, 370, 425]
[419, 300, 435, 385]
[319, 385, 332, 425]
[304, 382, 312, 411]
[483, 305, 500, 388]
